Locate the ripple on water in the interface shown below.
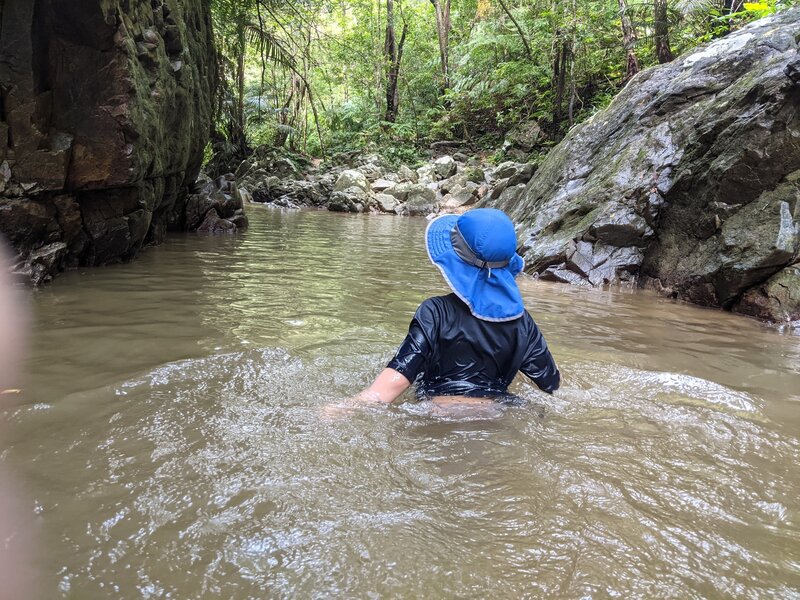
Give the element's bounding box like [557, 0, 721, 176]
[8, 209, 800, 598]
[26, 347, 795, 598]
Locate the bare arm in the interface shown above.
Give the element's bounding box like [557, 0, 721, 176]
[320, 368, 411, 419]
[353, 368, 412, 405]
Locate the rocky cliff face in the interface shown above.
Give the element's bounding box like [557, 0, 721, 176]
[0, 0, 217, 283]
[491, 10, 800, 323]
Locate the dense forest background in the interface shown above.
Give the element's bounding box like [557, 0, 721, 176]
[207, 0, 794, 168]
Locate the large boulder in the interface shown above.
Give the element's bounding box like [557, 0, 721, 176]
[334, 169, 370, 193]
[417, 164, 437, 184]
[0, 0, 219, 283]
[488, 9, 800, 322]
[383, 182, 417, 202]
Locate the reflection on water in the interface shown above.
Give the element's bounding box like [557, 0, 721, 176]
[2, 206, 800, 598]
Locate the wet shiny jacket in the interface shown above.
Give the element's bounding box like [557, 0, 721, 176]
[387, 294, 560, 399]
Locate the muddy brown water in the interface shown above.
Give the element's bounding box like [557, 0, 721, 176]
[2, 206, 800, 598]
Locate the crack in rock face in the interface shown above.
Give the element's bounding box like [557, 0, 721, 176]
[486, 8, 800, 322]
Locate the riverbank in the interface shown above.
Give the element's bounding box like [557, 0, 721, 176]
[232, 148, 534, 218]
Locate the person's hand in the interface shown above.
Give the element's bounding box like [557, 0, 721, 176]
[319, 391, 388, 421]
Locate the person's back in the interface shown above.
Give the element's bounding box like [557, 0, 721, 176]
[389, 293, 559, 399]
[324, 207, 560, 415]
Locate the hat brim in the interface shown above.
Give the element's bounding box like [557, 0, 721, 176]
[425, 214, 526, 322]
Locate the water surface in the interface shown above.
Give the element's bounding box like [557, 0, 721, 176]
[3, 207, 800, 598]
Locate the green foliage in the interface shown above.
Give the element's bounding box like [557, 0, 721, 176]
[208, 0, 792, 162]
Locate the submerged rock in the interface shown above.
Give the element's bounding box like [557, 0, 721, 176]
[488, 9, 800, 322]
[197, 210, 237, 233]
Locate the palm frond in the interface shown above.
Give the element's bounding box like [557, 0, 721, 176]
[674, 0, 719, 15]
[244, 23, 298, 71]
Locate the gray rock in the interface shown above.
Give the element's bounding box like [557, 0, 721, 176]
[371, 178, 395, 193]
[589, 205, 651, 247]
[493, 161, 524, 180]
[406, 186, 438, 216]
[539, 264, 590, 286]
[334, 169, 370, 193]
[440, 173, 467, 195]
[375, 193, 398, 213]
[486, 178, 510, 202]
[504, 121, 543, 153]
[433, 155, 458, 179]
[328, 186, 368, 212]
[417, 164, 437, 184]
[16, 242, 68, 285]
[383, 182, 416, 202]
[397, 165, 419, 183]
[507, 163, 537, 187]
[488, 9, 800, 321]
[448, 183, 480, 207]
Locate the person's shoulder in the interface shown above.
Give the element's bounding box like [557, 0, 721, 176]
[416, 294, 450, 313]
[520, 308, 540, 331]
[415, 294, 458, 320]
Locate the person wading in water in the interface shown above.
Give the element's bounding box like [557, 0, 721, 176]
[326, 208, 559, 416]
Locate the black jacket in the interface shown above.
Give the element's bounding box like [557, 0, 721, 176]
[387, 293, 560, 398]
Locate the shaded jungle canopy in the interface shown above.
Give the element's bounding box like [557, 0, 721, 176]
[208, 0, 794, 169]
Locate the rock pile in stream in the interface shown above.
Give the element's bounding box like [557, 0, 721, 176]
[0, 0, 235, 284]
[237, 151, 537, 218]
[488, 9, 800, 323]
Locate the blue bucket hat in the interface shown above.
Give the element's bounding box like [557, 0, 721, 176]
[425, 208, 526, 322]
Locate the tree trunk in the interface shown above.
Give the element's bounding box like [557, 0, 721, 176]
[497, 0, 532, 60]
[723, 0, 745, 14]
[552, 36, 570, 138]
[384, 7, 408, 123]
[237, 45, 245, 133]
[654, 0, 673, 64]
[384, 0, 397, 122]
[431, 0, 451, 93]
[721, 0, 744, 32]
[617, 0, 640, 81]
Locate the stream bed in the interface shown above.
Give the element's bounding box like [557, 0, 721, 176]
[3, 206, 800, 598]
